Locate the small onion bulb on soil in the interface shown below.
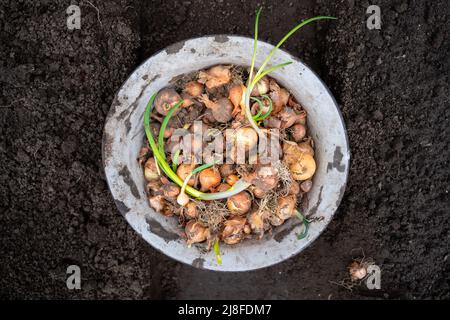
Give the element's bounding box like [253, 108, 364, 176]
[349, 261, 368, 281]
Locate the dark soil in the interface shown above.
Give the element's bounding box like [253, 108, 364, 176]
[1, 0, 448, 299]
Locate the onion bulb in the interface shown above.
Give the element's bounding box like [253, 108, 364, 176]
[146, 180, 161, 193]
[162, 183, 180, 198]
[291, 124, 306, 142]
[185, 201, 198, 219]
[219, 164, 235, 178]
[228, 84, 246, 111]
[227, 191, 252, 215]
[290, 181, 300, 195]
[349, 261, 368, 281]
[149, 195, 166, 213]
[246, 164, 279, 192]
[290, 153, 316, 181]
[176, 164, 196, 187]
[236, 127, 258, 151]
[248, 211, 264, 238]
[250, 76, 269, 96]
[199, 94, 233, 123]
[221, 216, 247, 245]
[225, 174, 239, 186]
[144, 158, 159, 181]
[276, 194, 297, 220]
[249, 185, 267, 199]
[185, 220, 210, 245]
[198, 65, 232, 89]
[177, 191, 190, 207]
[154, 88, 181, 116]
[300, 180, 313, 193]
[297, 140, 314, 156]
[184, 81, 203, 97]
[138, 146, 149, 166]
[199, 167, 221, 192]
[215, 183, 231, 193]
[180, 93, 195, 108]
[269, 79, 290, 114]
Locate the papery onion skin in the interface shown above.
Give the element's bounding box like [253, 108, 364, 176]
[227, 191, 252, 215]
[144, 158, 159, 181]
[199, 167, 221, 192]
[154, 88, 181, 116]
[184, 81, 203, 97]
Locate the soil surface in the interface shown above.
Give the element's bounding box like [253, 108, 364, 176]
[1, 0, 448, 299]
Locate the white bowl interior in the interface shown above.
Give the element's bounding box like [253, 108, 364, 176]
[102, 36, 350, 271]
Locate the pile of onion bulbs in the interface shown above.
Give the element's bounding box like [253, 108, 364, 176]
[139, 64, 317, 249]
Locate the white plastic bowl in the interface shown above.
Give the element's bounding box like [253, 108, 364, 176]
[102, 35, 350, 271]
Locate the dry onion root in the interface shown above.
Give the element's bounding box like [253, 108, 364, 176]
[139, 7, 335, 253]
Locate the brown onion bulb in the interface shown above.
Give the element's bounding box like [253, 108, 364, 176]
[219, 164, 235, 178]
[248, 211, 264, 238]
[162, 183, 180, 198]
[199, 94, 233, 123]
[227, 191, 252, 215]
[144, 157, 159, 181]
[149, 195, 166, 213]
[199, 167, 221, 192]
[185, 220, 210, 245]
[184, 81, 203, 97]
[154, 88, 182, 116]
[177, 164, 196, 187]
[300, 180, 313, 193]
[228, 84, 243, 108]
[276, 194, 297, 220]
[221, 216, 247, 245]
[215, 183, 231, 193]
[198, 65, 232, 89]
[349, 261, 368, 281]
[236, 127, 258, 151]
[290, 154, 316, 181]
[297, 141, 314, 156]
[250, 76, 269, 96]
[249, 185, 267, 199]
[290, 181, 300, 195]
[291, 124, 306, 142]
[185, 201, 198, 219]
[225, 174, 239, 186]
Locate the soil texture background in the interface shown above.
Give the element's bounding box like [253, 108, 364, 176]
[0, 0, 449, 299]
